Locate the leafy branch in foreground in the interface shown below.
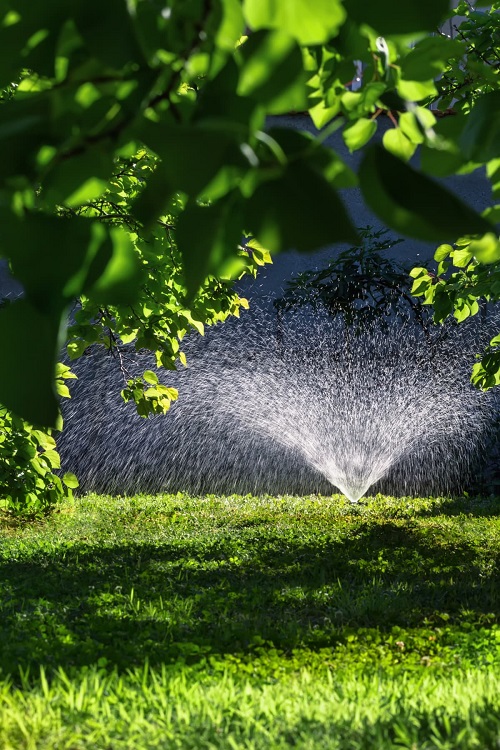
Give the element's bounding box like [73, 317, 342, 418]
[435, 1, 500, 111]
[0, 364, 78, 514]
[410, 232, 500, 389]
[407, 3, 500, 391]
[0, 0, 498, 426]
[62, 149, 266, 417]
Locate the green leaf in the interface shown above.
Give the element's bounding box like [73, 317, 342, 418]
[379, 91, 407, 112]
[31, 430, 56, 451]
[217, 0, 245, 50]
[411, 277, 432, 296]
[177, 194, 244, 298]
[472, 354, 500, 390]
[452, 247, 474, 267]
[0, 300, 59, 426]
[41, 147, 114, 208]
[0, 92, 53, 182]
[397, 79, 437, 101]
[409, 266, 428, 279]
[399, 109, 435, 145]
[67, 339, 89, 360]
[88, 227, 143, 304]
[267, 127, 357, 187]
[195, 57, 263, 131]
[434, 244, 453, 261]
[42, 449, 61, 469]
[432, 285, 454, 322]
[482, 205, 500, 224]
[308, 89, 342, 129]
[245, 160, 358, 253]
[56, 362, 77, 379]
[143, 370, 159, 385]
[63, 472, 80, 489]
[469, 233, 500, 264]
[343, 118, 377, 152]
[342, 0, 450, 34]
[401, 37, 464, 81]
[2, 211, 103, 310]
[0, 5, 65, 86]
[459, 91, 500, 163]
[359, 145, 493, 242]
[382, 128, 416, 161]
[237, 30, 306, 114]
[487, 158, 500, 199]
[420, 117, 471, 178]
[55, 382, 71, 398]
[454, 301, 471, 322]
[341, 83, 386, 118]
[138, 121, 246, 198]
[243, 0, 345, 44]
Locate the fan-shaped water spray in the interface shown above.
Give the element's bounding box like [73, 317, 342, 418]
[59, 307, 499, 500]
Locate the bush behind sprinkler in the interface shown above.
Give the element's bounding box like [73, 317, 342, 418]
[59, 303, 500, 500]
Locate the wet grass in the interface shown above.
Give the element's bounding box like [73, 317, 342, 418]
[1, 492, 500, 748]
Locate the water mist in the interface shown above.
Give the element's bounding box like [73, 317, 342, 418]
[59, 307, 499, 500]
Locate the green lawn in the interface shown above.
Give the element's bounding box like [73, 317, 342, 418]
[1, 492, 500, 749]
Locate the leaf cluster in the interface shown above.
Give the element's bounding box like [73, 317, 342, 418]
[0, 0, 498, 429]
[0, 364, 78, 514]
[436, 2, 500, 112]
[411, 229, 500, 389]
[62, 150, 257, 414]
[408, 0, 500, 394]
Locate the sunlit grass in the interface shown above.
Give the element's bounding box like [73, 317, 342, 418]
[2, 665, 500, 749]
[1, 492, 500, 748]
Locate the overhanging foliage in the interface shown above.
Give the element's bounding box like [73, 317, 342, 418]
[1, 0, 499, 427]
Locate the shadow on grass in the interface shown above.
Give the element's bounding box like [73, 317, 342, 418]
[405, 495, 500, 518]
[1, 520, 499, 675]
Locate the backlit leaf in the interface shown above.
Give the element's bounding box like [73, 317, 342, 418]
[237, 30, 306, 114]
[399, 109, 436, 145]
[359, 145, 493, 242]
[401, 37, 464, 82]
[89, 227, 143, 304]
[382, 128, 416, 161]
[41, 147, 114, 208]
[343, 118, 377, 152]
[469, 233, 500, 264]
[434, 244, 453, 262]
[217, 0, 245, 50]
[243, 0, 345, 44]
[42, 449, 61, 469]
[177, 194, 244, 298]
[245, 160, 358, 253]
[63, 472, 79, 489]
[397, 78, 437, 101]
[452, 247, 474, 267]
[460, 91, 500, 163]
